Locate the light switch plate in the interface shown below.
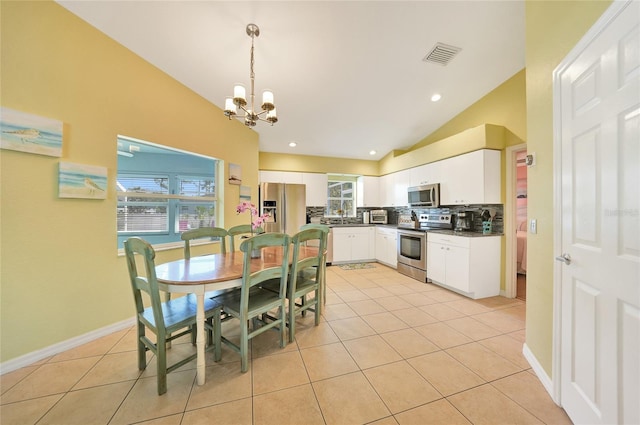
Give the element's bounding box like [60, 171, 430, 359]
[525, 153, 536, 167]
[530, 219, 537, 234]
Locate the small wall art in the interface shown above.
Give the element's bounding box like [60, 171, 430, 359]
[59, 161, 107, 199]
[239, 185, 251, 201]
[229, 163, 242, 185]
[0, 107, 63, 157]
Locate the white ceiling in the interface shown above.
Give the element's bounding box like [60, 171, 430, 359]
[57, 1, 525, 161]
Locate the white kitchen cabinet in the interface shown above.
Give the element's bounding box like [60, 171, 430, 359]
[302, 173, 328, 206]
[259, 171, 303, 184]
[378, 174, 394, 207]
[439, 149, 501, 205]
[409, 161, 442, 187]
[426, 232, 500, 299]
[375, 227, 397, 268]
[332, 226, 375, 263]
[356, 175, 380, 207]
[379, 169, 409, 207]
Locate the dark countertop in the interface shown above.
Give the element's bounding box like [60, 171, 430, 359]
[327, 223, 501, 237]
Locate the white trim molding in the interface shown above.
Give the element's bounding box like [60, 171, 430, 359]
[0, 318, 135, 375]
[523, 343, 559, 405]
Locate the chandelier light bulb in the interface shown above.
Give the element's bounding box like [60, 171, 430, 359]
[262, 90, 274, 110]
[224, 97, 237, 116]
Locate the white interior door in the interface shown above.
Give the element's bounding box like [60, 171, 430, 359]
[554, 1, 639, 424]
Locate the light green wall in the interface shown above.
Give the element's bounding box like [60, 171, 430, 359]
[0, 1, 259, 362]
[524, 0, 611, 376]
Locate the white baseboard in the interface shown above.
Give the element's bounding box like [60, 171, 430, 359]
[522, 342, 559, 405]
[0, 317, 135, 375]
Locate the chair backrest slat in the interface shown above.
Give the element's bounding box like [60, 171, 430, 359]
[181, 227, 228, 259]
[239, 232, 290, 302]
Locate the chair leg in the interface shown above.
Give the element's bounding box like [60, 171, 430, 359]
[156, 335, 168, 395]
[314, 290, 321, 326]
[214, 309, 222, 362]
[280, 304, 287, 348]
[240, 320, 249, 373]
[137, 324, 147, 370]
[288, 298, 296, 343]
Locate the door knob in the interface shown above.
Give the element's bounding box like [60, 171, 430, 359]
[555, 253, 572, 265]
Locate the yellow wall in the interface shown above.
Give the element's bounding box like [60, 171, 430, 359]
[524, 0, 611, 375]
[259, 152, 379, 176]
[0, 1, 259, 362]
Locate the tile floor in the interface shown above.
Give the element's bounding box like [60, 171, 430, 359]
[0, 263, 572, 425]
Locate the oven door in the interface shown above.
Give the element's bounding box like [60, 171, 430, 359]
[397, 229, 427, 271]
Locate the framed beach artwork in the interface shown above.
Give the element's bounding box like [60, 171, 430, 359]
[0, 107, 63, 157]
[239, 185, 251, 201]
[59, 161, 107, 199]
[229, 163, 242, 185]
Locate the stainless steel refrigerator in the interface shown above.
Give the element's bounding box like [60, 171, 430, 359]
[259, 183, 306, 234]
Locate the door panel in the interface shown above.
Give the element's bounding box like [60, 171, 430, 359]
[556, 2, 639, 424]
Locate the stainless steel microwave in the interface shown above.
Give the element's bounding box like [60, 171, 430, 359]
[407, 183, 440, 207]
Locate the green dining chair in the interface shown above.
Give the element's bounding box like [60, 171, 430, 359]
[181, 226, 228, 259]
[213, 232, 290, 372]
[263, 227, 327, 342]
[124, 237, 222, 395]
[299, 223, 330, 311]
[228, 224, 264, 252]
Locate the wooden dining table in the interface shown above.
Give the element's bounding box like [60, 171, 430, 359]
[155, 245, 318, 385]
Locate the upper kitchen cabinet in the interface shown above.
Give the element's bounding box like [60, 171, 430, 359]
[356, 176, 380, 207]
[379, 169, 410, 207]
[439, 149, 501, 205]
[302, 173, 328, 207]
[409, 161, 442, 187]
[259, 171, 303, 184]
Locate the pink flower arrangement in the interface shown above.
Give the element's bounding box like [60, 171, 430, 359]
[236, 201, 269, 233]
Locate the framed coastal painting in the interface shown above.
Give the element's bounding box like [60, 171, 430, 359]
[0, 107, 63, 157]
[229, 163, 242, 185]
[239, 185, 251, 201]
[59, 161, 107, 199]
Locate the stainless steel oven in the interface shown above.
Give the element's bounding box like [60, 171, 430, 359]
[397, 229, 428, 282]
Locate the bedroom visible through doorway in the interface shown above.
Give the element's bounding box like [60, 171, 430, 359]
[515, 149, 528, 300]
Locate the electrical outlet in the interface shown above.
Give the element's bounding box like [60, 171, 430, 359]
[530, 219, 537, 234]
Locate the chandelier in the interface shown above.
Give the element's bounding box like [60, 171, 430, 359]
[224, 23, 278, 127]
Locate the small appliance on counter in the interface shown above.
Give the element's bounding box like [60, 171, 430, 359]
[370, 209, 388, 224]
[362, 211, 370, 224]
[454, 210, 475, 232]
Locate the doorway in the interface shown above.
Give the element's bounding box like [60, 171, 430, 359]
[505, 143, 527, 299]
[515, 149, 528, 300]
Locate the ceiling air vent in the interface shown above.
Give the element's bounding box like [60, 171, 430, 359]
[423, 43, 462, 66]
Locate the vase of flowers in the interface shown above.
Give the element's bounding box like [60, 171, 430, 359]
[236, 201, 269, 258]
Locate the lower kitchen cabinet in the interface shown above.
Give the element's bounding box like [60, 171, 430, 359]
[426, 233, 500, 299]
[375, 227, 397, 268]
[332, 226, 375, 264]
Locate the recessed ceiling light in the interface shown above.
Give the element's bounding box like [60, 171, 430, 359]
[288, 142, 297, 147]
[431, 93, 442, 102]
[369, 150, 377, 155]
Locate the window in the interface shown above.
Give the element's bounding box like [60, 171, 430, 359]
[326, 179, 354, 217]
[116, 136, 220, 248]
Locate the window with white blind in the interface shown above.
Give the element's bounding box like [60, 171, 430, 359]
[116, 137, 220, 248]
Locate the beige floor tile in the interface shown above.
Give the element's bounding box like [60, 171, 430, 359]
[479, 334, 531, 369]
[1, 357, 101, 403]
[362, 312, 410, 333]
[395, 399, 472, 425]
[182, 397, 252, 425]
[252, 350, 309, 395]
[408, 351, 484, 396]
[370, 416, 400, 425]
[384, 284, 415, 296]
[398, 292, 440, 307]
[444, 317, 502, 340]
[375, 295, 414, 311]
[300, 342, 359, 381]
[38, 381, 133, 425]
[364, 361, 442, 413]
[109, 370, 196, 425]
[380, 328, 440, 359]
[321, 302, 358, 321]
[313, 372, 390, 425]
[253, 384, 325, 425]
[250, 325, 299, 359]
[392, 307, 439, 326]
[137, 414, 184, 425]
[492, 371, 573, 425]
[73, 350, 143, 389]
[49, 329, 128, 362]
[326, 281, 357, 292]
[360, 287, 395, 299]
[445, 299, 493, 315]
[474, 296, 524, 310]
[473, 310, 526, 333]
[0, 394, 63, 425]
[414, 322, 472, 349]
[109, 327, 145, 354]
[508, 329, 527, 343]
[426, 289, 466, 302]
[336, 289, 371, 302]
[294, 320, 340, 349]
[323, 291, 342, 305]
[348, 299, 387, 316]
[186, 361, 251, 410]
[0, 365, 39, 395]
[447, 384, 544, 424]
[343, 335, 403, 369]
[348, 277, 381, 289]
[446, 342, 523, 381]
[420, 303, 467, 321]
[328, 316, 376, 340]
